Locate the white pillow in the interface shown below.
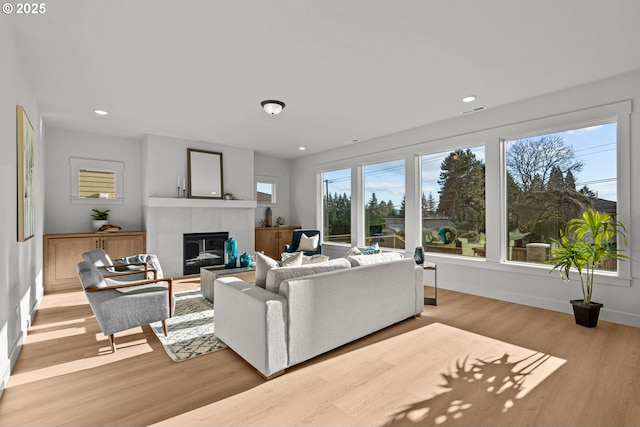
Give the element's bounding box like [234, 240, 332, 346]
[298, 233, 319, 251]
[302, 254, 330, 264]
[282, 252, 330, 264]
[255, 251, 304, 289]
[282, 251, 304, 266]
[254, 252, 279, 288]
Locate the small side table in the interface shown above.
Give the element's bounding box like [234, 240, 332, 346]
[423, 262, 437, 306]
[200, 266, 256, 303]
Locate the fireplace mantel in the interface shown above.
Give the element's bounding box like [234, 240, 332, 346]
[145, 197, 257, 209]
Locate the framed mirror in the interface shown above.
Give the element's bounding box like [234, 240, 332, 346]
[188, 148, 223, 199]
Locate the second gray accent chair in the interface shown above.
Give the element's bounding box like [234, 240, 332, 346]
[77, 261, 174, 352]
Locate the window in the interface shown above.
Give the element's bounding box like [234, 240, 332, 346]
[255, 175, 278, 205]
[79, 169, 115, 199]
[420, 146, 486, 257]
[70, 158, 124, 204]
[505, 122, 617, 270]
[364, 159, 405, 250]
[322, 168, 351, 244]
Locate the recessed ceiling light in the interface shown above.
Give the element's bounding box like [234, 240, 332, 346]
[93, 109, 109, 116]
[462, 96, 477, 103]
[298, 146, 306, 151]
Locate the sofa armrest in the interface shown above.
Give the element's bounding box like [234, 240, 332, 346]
[214, 277, 288, 378]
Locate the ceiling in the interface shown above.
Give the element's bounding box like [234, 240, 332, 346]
[7, 0, 640, 159]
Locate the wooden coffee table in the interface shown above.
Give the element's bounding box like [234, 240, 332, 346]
[200, 266, 256, 303]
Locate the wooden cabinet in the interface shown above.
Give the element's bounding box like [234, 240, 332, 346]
[44, 231, 146, 291]
[254, 226, 300, 259]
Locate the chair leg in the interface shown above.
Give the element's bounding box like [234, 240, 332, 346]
[109, 334, 116, 352]
[162, 319, 168, 336]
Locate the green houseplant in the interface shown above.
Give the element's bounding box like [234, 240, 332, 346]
[547, 208, 628, 327]
[90, 208, 110, 231]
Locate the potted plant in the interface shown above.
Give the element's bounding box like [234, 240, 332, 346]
[91, 208, 110, 231]
[547, 208, 628, 327]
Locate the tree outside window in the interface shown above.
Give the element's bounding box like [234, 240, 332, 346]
[421, 146, 486, 257]
[505, 122, 618, 270]
[322, 168, 351, 244]
[364, 159, 405, 249]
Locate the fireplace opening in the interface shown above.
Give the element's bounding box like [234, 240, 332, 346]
[183, 231, 229, 275]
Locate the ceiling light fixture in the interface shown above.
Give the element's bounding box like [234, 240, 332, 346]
[298, 146, 306, 151]
[462, 95, 477, 103]
[93, 108, 109, 116]
[261, 100, 285, 115]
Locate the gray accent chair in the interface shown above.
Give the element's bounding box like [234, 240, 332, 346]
[81, 248, 158, 282]
[77, 261, 174, 352]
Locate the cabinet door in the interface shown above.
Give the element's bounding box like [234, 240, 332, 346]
[101, 234, 146, 259]
[46, 236, 98, 287]
[255, 228, 278, 259]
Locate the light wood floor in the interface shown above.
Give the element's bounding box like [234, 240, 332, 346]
[1, 278, 639, 427]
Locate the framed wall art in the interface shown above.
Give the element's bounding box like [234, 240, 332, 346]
[17, 105, 35, 242]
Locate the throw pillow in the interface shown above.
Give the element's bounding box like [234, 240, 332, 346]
[361, 243, 380, 255]
[298, 233, 319, 251]
[282, 252, 331, 264]
[281, 251, 304, 266]
[302, 254, 330, 264]
[344, 243, 380, 257]
[255, 251, 304, 288]
[254, 252, 280, 288]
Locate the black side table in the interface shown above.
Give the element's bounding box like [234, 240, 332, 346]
[423, 262, 437, 305]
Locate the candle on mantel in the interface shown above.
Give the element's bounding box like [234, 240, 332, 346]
[177, 175, 181, 188]
[183, 177, 186, 190]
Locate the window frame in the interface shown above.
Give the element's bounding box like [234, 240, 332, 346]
[70, 157, 124, 205]
[255, 174, 279, 206]
[313, 100, 631, 287]
[497, 101, 631, 283]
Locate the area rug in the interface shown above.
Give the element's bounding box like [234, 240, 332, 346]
[150, 289, 227, 362]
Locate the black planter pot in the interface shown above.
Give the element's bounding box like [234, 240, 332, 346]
[570, 299, 603, 328]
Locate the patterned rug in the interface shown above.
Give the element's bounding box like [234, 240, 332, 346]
[150, 289, 227, 362]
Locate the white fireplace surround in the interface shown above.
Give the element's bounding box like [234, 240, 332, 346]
[144, 197, 257, 278]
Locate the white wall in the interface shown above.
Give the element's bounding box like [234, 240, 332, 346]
[291, 70, 640, 327]
[0, 14, 44, 396]
[142, 134, 256, 277]
[143, 134, 254, 200]
[254, 154, 292, 227]
[43, 128, 144, 233]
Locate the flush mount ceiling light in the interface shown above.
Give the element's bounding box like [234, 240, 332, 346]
[298, 146, 306, 151]
[462, 95, 477, 103]
[261, 100, 285, 115]
[93, 108, 109, 116]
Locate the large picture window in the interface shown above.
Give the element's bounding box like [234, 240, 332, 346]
[505, 122, 617, 270]
[364, 159, 405, 250]
[322, 168, 351, 244]
[420, 146, 486, 257]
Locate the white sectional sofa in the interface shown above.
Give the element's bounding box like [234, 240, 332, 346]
[214, 253, 424, 379]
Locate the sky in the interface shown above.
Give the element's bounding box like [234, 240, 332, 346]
[323, 121, 617, 207]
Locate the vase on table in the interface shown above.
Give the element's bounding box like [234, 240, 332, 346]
[224, 237, 238, 268]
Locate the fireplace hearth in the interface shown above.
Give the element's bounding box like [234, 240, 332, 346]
[183, 232, 229, 275]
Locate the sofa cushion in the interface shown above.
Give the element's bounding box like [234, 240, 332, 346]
[255, 252, 303, 288]
[347, 251, 404, 267]
[265, 258, 351, 294]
